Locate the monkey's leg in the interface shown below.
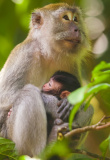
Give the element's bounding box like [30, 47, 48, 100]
[7, 84, 47, 157]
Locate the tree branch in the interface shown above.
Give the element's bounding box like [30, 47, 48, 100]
[57, 116, 110, 160]
[64, 115, 110, 138]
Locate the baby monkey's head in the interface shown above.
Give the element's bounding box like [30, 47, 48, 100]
[42, 71, 81, 99]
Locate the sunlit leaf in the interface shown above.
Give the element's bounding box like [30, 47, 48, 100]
[92, 61, 110, 73]
[91, 61, 110, 83]
[68, 85, 88, 104]
[87, 83, 110, 96]
[91, 72, 110, 84]
[100, 88, 110, 107]
[84, 94, 95, 111]
[69, 103, 82, 130]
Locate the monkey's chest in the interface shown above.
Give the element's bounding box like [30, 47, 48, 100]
[28, 57, 74, 88]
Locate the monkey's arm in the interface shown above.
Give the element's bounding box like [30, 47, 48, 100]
[41, 93, 73, 120]
[42, 93, 94, 126]
[41, 93, 59, 119]
[57, 98, 73, 121]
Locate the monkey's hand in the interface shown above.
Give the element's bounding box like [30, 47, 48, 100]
[57, 98, 74, 121]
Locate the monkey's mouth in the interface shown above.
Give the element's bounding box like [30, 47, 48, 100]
[64, 39, 80, 44]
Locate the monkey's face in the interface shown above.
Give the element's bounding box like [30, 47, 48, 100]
[42, 78, 62, 97]
[52, 8, 82, 54]
[30, 3, 91, 57]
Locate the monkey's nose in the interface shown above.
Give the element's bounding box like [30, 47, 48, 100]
[74, 28, 78, 32]
[71, 25, 79, 37]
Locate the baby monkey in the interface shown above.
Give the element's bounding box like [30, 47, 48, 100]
[42, 71, 81, 130]
[42, 71, 81, 100]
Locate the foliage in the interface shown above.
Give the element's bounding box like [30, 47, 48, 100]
[0, 137, 19, 160]
[68, 61, 110, 128]
[68, 61, 110, 159]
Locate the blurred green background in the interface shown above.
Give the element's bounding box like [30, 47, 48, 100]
[0, 0, 110, 156]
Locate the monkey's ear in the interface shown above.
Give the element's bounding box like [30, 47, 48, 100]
[31, 12, 43, 28]
[60, 91, 70, 99]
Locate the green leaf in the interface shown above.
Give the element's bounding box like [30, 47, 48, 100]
[69, 103, 82, 130]
[0, 137, 19, 160]
[68, 83, 110, 128]
[92, 61, 110, 73]
[68, 85, 88, 104]
[87, 83, 110, 96]
[91, 72, 110, 84]
[84, 94, 95, 111]
[92, 61, 110, 83]
[68, 86, 88, 129]
[100, 88, 110, 107]
[99, 135, 110, 157]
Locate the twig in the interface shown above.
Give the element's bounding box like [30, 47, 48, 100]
[72, 149, 110, 160]
[64, 116, 110, 138]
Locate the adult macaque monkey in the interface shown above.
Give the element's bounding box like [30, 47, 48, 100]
[0, 3, 93, 157]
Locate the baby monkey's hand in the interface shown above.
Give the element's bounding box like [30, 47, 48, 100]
[57, 98, 74, 121]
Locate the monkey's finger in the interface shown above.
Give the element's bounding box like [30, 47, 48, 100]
[64, 105, 74, 120]
[63, 110, 70, 121]
[61, 104, 71, 120]
[57, 99, 68, 113]
[57, 100, 63, 107]
[59, 103, 70, 119]
[57, 105, 63, 113]
[60, 104, 73, 120]
[57, 101, 67, 113]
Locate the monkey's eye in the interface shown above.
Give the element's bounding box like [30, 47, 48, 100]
[49, 83, 51, 87]
[73, 16, 78, 22]
[63, 15, 69, 21]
